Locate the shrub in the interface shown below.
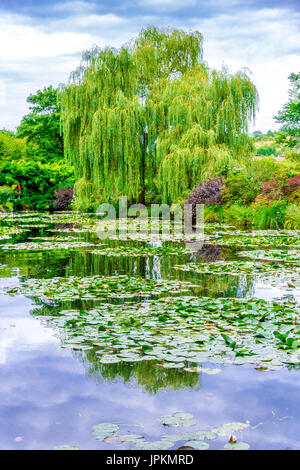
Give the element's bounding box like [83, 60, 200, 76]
[287, 188, 300, 204]
[0, 186, 14, 212]
[252, 199, 287, 229]
[195, 245, 223, 262]
[223, 204, 254, 229]
[262, 181, 282, 200]
[283, 173, 300, 196]
[186, 177, 224, 222]
[0, 161, 74, 210]
[284, 204, 300, 229]
[285, 151, 300, 163]
[222, 172, 260, 206]
[204, 205, 223, 223]
[188, 177, 224, 205]
[246, 157, 286, 182]
[256, 145, 278, 156]
[53, 188, 73, 211]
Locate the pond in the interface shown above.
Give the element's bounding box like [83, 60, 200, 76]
[0, 212, 299, 450]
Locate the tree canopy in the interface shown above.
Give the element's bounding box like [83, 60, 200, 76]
[17, 85, 63, 162]
[275, 72, 300, 151]
[60, 25, 258, 209]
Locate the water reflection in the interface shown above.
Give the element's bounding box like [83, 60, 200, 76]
[1, 213, 300, 449]
[76, 350, 201, 394]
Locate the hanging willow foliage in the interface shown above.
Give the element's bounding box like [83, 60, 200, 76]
[59, 25, 258, 208]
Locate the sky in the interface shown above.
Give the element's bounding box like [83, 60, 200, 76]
[0, 0, 299, 133]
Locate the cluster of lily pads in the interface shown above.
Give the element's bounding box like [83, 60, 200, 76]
[89, 415, 250, 450]
[55, 415, 250, 450]
[174, 260, 300, 275]
[238, 249, 300, 263]
[0, 225, 25, 240]
[2, 241, 97, 251]
[54, 414, 250, 450]
[2, 213, 300, 451]
[29, 235, 82, 242]
[89, 243, 194, 257]
[33, 296, 300, 370]
[10, 275, 192, 300]
[207, 233, 300, 248]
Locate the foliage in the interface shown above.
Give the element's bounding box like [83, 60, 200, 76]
[0, 130, 30, 161]
[185, 177, 223, 221]
[0, 87, 73, 211]
[187, 178, 224, 206]
[60, 25, 257, 209]
[204, 205, 223, 223]
[0, 185, 14, 211]
[283, 173, 300, 196]
[274, 72, 300, 151]
[26, 290, 300, 369]
[256, 145, 278, 156]
[222, 204, 254, 229]
[0, 160, 74, 210]
[16, 86, 63, 162]
[222, 171, 260, 205]
[10, 274, 192, 300]
[174, 259, 295, 274]
[284, 204, 300, 229]
[53, 187, 73, 211]
[251, 199, 287, 230]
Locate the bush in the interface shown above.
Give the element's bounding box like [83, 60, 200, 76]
[53, 188, 73, 211]
[261, 181, 282, 200]
[222, 171, 260, 205]
[0, 186, 14, 212]
[256, 145, 278, 156]
[287, 188, 300, 204]
[223, 204, 254, 229]
[204, 205, 223, 223]
[285, 151, 300, 163]
[251, 199, 287, 229]
[284, 204, 300, 229]
[0, 161, 74, 210]
[186, 177, 224, 222]
[283, 173, 300, 196]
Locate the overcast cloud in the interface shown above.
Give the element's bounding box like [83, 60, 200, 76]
[0, 0, 299, 132]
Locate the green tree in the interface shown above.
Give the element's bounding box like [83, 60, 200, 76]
[0, 129, 29, 161]
[275, 72, 300, 151]
[60, 26, 258, 209]
[17, 85, 63, 162]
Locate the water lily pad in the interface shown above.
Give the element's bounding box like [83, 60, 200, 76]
[158, 412, 196, 427]
[224, 441, 250, 450]
[184, 440, 209, 450]
[92, 422, 119, 440]
[213, 422, 250, 436]
[135, 440, 173, 450]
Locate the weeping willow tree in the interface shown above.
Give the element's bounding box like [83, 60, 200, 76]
[59, 25, 258, 209]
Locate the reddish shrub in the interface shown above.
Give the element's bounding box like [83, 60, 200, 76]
[53, 187, 73, 211]
[284, 173, 300, 195]
[186, 177, 224, 222]
[263, 181, 278, 193]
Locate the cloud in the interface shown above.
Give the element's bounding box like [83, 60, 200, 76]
[0, 2, 299, 132]
[138, 0, 197, 11]
[185, 7, 300, 131]
[51, 1, 98, 13]
[0, 13, 98, 61]
[56, 13, 126, 29]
